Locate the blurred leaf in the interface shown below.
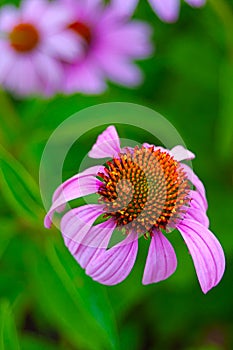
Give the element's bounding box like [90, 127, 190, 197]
[0, 300, 20, 350]
[217, 60, 233, 163]
[0, 145, 43, 223]
[53, 239, 119, 350]
[0, 219, 17, 258]
[26, 236, 119, 350]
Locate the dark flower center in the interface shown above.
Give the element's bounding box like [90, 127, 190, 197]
[9, 23, 40, 53]
[98, 146, 190, 234]
[68, 21, 92, 44]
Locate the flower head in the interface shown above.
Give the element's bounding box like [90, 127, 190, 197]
[45, 126, 225, 293]
[0, 0, 79, 96]
[59, 0, 153, 94]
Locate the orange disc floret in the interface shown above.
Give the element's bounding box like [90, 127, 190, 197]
[9, 23, 40, 52]
[98, 146, 190, 234]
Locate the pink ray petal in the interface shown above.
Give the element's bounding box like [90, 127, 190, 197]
[110, 0, 139, 17]
[44, 169, 103, 228]
[103, 21, 153, 59]
[85, 233, 138, 285]
[184, 206, 209, 228]
[0, 47, 15, 84]
[34, 52, 63, 94]
[44, 31, 82, 62]
[185, 0, 206, 7]
[61, 204, 105, 244]
[52, 165, 104, 203]
[64, 219, 116, 268]
[88, 126, 121, 159]
[65, 60, 107, 95]
[170, 145, 195, 161]
[21, 0, 48, 22]
[148, 0, 180, 22]
[97, 53, 143, 86]
[182, 164, 208, 210]
[0, 5, 19, 31]
[189, 190, 207, 212]
[178, 219, 225, 293]
[142, 229, 177, 284]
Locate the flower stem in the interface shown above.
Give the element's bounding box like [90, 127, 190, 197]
[208, 0, 233, 59]
[0, 89, 21, 147]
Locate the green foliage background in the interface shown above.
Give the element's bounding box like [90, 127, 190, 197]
[0, 1, 233, 349]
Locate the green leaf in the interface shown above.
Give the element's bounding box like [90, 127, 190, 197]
[0, 145, 43, 223]
[26, 236, 119, 350]
[53, 238, 119, 350]
[0, 219, 17, 258]
[0, 300, 21, 350]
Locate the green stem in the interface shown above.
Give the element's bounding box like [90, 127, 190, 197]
[0, 90, 21, 146]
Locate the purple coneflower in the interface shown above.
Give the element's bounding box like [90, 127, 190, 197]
[0, 0, 79, 96]
[59, 0, 153, 94]
[45, 126, 225, 293]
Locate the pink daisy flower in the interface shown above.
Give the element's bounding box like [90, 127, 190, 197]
[45, 126, 225, 293]
[122, 0, 206, 23]
[59, 0, 153, 94]
[0, 0, 80, 96]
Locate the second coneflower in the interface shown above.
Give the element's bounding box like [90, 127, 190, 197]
[59, 0, 153, 94]
[45, 126, 225, 293]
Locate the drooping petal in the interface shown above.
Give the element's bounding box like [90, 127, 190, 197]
[4, 55, 40, 96]
[85, 233, 138, 285]
[65, 60, 107, 95]
[64, 219, 116, 268]
[185, 0, 206, 7]
[97, 53, 143, 86]
[0, 5, 19, 31]
[88, 126, 121, 159]
[142, 229, 177, 284]
[110, 0, 139, 17]
[189, 190, 207, 212]
[184, 206, 209, 228]
[177, 219, 225, 293]
[102, 21, 153, 59]
[170, 145, 195, 162]
[21, 0, 48, 22]
[148, 0, 180, 22]
[34, 53, 63, 95]
[52, 165, 104, 203]
[182, 164, 208, 210]
[61, 204, 105, 244]
[44, 167, 103, 228]
[0, 47, 16, 84]
[43, 31, 81, 62]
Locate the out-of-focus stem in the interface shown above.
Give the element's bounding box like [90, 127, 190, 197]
[0, 89, 21, 146]
[208, 0, 233, 58]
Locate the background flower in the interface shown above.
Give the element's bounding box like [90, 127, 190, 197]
[59, 0, 153, 94]
[0, 0, 79, 96]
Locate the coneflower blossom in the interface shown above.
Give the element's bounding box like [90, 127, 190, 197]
[121, 0, 206, 23]
[0, 0, 79, 96]
[45, 126, 225, 293]
[59, 0, 153, 94]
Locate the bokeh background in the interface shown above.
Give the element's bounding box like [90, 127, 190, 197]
[0, 0, 233, 349]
